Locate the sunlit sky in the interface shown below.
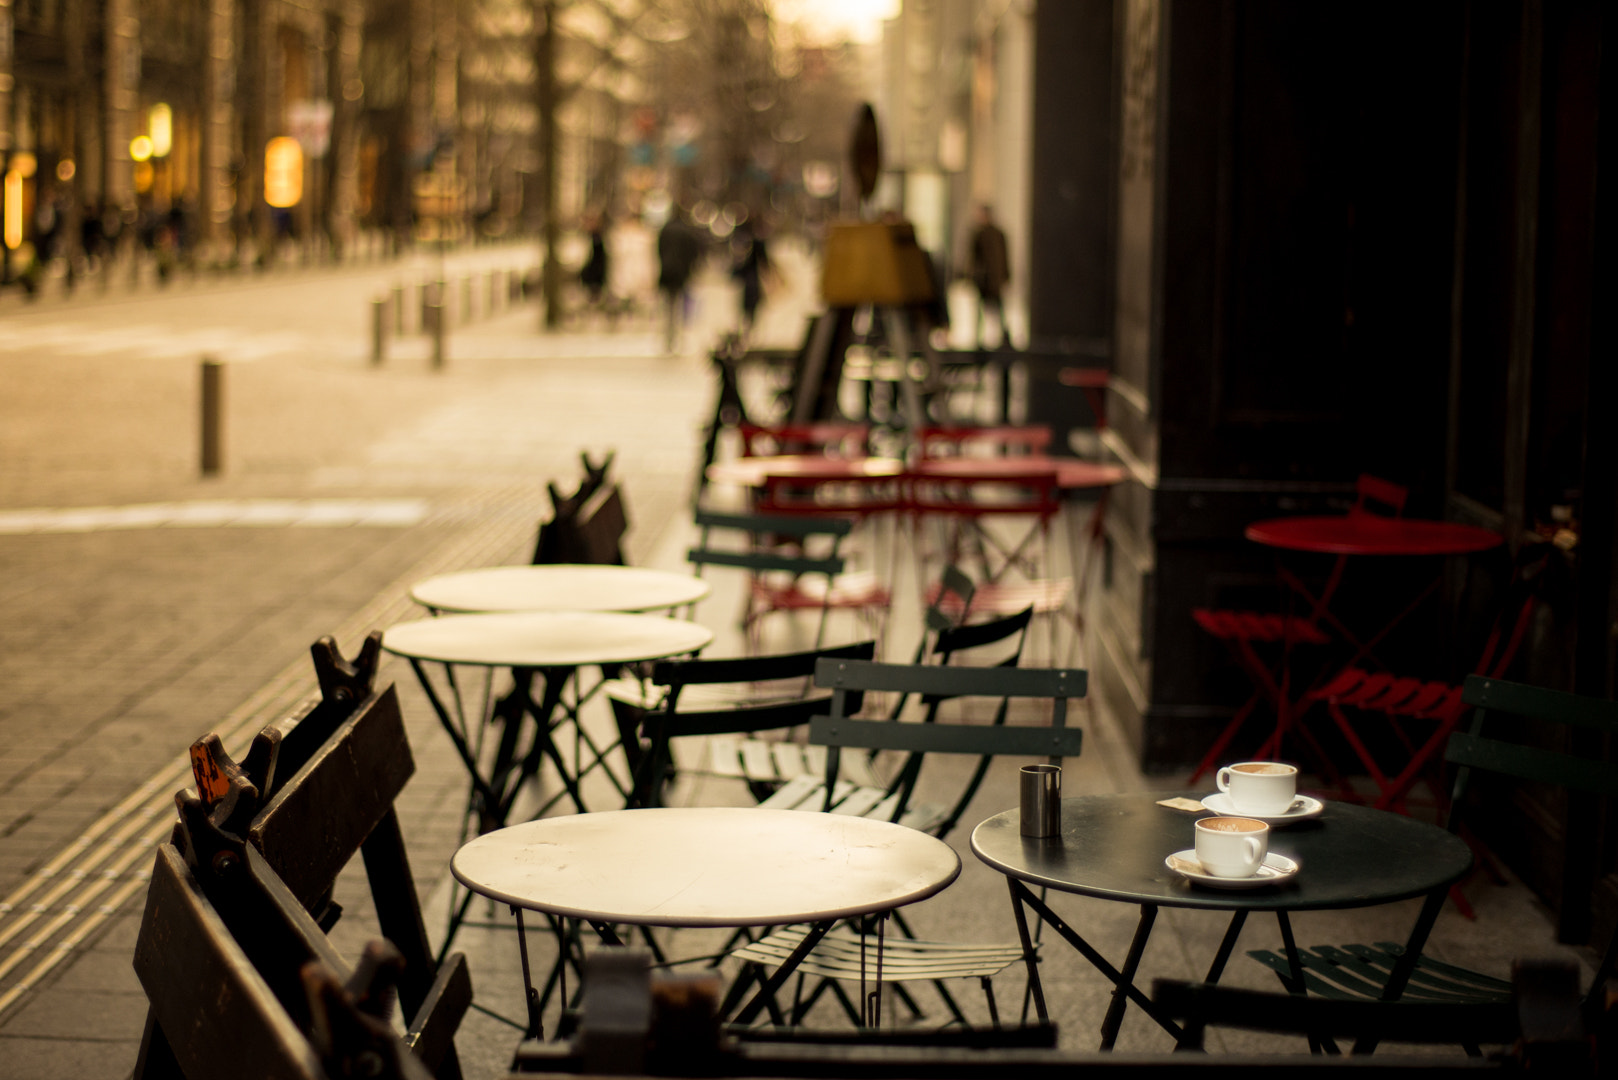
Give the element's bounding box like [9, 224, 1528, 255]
[771, 0, 900, 45]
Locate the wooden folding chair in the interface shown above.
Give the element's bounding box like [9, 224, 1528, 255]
[136, 634, 472, 1078]
[533, 452, 621, 565]
[134, 762, 468, 1079]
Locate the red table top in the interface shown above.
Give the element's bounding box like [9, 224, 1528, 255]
[706, 455, 905, 486]
[710, 453, 1131, 493]
[1058, 367, 1110, 389]
[1245, 515, 1503, 557]
[1053, 460, 1129, 492]
[910, 456, 1059, 480]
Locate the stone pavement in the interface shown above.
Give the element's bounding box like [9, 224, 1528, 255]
[0, 236, 1589, 1078]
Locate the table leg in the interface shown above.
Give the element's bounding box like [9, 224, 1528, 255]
[1007, 879, 1182, 1045]
[1350, 885, 1451, 1054]
[508, 665, 636, 819]
[1204, 909, 1249, 983]
[1006, 877, 1046, 1021]
[407, 659, 506, 827]
[1275, 910, 1337, 1055]
[513, 908, 545, 1040]
[503, 665, 590, 817]
[1098, 903, 1157, 1050]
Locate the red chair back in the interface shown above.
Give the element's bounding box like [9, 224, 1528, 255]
[1350, 474, 1409, 518]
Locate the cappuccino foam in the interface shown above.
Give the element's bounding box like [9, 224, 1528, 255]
[1232, 762, 1295, 775]
[1199, 817, 1266, 833]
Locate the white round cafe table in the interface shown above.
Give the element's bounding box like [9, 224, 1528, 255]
[452, 807, 960, 927]
[381, 612, 715, 840]
[455, 807, 960, 1033]
[410, 564, 710, 615]
[382, 610, 714, 669]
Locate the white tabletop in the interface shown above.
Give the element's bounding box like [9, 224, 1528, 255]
[451, 807, 961, 927]
[382, 611, 714, 668]
[410, 564, 711, 615]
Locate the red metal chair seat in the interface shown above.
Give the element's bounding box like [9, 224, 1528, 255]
[1187, 608, 1336, 787]
[1192, 609, 1331, 646]
[1305, 668, 1469, 814]
[1301, 542, 1556, 817]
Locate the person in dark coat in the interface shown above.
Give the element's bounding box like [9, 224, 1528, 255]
[657, 207, 703, 353]
[730, 219, 771, 338]
[579, 211, 610, 309]
[968, 203, 1010, 347]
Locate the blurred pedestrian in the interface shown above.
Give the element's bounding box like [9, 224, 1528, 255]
[657, 206, 703, 353]
[80, 202, 106, 271]
[968, 203, 1010, 347]
[579, 211, 610, 313]
[730, 219, 772, 338]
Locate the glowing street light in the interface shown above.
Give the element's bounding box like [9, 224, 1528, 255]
[264, 137, 304, 208]
[149, 104, 173, 158]
[3, 171, 22, 250]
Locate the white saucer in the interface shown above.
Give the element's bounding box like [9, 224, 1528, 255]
[1200, 792, 1325, 825]
[1166, 850, 1301, 890]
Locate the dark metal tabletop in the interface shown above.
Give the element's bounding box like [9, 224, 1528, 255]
[971, 791, 1472, 912]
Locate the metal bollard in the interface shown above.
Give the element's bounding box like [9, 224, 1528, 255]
[462, 276, 474, 324]
[371, 295, 389, 366]
[200, 356, 225, 476]
[428, 301, 446, 369]
[393, 283, 406, 334]
[487, 270, 499, 314]
[418, 281, 432, 333]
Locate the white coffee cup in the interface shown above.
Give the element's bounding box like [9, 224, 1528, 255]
[1194, 816, 1270, 878]
[1216, 761, 1299, 816]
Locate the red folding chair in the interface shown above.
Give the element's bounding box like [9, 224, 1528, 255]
[1302, 541, 1555, 818]
[1188, 475, 1409, 786]
[738, 422, 871, 459]
[916, 424, 1053, 460]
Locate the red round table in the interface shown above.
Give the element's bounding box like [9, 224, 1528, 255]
[909, 456, 1058, 480]
[1235, 513, 1505, 813]
[704, 454, 904, 488]
[1245, 515, 1503, 557]
[1054, 460, 1130, 493]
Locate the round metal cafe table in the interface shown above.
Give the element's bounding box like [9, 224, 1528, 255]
[383, 610, 713, 670]
[410, 563, 710, 615]
[382, 612, 714, 831]
[971, 791, 1472, 1049]
[454, 807, 961, 1032]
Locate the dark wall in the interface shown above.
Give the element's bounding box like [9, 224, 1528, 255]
[1097, 0, 1470, 768]
[1028, 0, 1117, 352]
[1157, 1, 1462, 494]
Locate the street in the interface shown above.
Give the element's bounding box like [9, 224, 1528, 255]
[0, 231, 1579, 1079]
